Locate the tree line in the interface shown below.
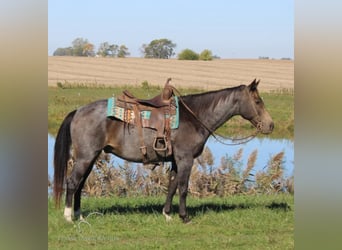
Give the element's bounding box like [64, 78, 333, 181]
[53, 38, 130, 58]
[53, 37, 217, 60]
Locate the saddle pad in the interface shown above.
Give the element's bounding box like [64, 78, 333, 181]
[107, 96, 179, 129]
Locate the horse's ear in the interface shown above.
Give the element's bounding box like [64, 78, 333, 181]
[248, 79, 259, 91]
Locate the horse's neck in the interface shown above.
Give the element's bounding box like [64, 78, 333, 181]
[184, 88, 240, 132]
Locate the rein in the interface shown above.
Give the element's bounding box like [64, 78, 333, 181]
[170, 86, 261, 146]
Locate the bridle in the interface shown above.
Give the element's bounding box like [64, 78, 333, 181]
[170, 86, 261, 146]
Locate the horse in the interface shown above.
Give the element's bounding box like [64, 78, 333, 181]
[53, 79, 274, 223]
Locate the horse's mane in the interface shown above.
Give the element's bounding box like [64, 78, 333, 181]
[180, 85, 245, 114]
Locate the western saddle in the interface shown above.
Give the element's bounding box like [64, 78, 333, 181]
[116, 78, 176, 160]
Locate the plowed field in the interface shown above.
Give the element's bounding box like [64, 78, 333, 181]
[48, 57, 293, 92]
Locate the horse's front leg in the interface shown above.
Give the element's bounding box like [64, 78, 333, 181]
[175, 155, 193, 223]
[163, 161, 178, 221]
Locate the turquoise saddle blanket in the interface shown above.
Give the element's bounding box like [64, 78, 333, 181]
[106, 96, 179, 129]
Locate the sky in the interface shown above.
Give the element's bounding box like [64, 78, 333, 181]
[48, 0, 294, 59]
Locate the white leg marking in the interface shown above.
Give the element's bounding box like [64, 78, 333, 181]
[162, 208, 172, 222]
[64, 207, 73, 222]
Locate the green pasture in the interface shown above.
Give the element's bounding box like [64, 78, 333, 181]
[48, 194, 293, 249]
[48, 82, 293, 139]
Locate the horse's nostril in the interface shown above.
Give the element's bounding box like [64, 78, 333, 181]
[270, 122, 274, 131]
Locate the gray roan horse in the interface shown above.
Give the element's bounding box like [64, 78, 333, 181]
[54, 79, 274, 223]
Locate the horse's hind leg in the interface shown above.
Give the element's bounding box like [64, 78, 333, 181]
[64, 155, 98, 222]
[73, 163, 94, 220]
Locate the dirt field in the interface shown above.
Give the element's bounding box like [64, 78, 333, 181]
[48, 57, 293, 92]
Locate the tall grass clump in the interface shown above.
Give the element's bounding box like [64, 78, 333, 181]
[255, 152, 288, 194]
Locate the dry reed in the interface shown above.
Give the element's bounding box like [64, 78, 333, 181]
[50, 148, 293, 198]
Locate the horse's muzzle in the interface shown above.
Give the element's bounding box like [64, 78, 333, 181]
[256, 120, 274, 134]
[269, 121, 274, 131]
[262, 121, 274, 134]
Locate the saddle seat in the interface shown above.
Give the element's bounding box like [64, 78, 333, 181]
[122, 79, 173, 108]
[116, 78, 175, 159]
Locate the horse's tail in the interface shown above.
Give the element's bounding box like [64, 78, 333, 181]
[53, 110, 77, 208]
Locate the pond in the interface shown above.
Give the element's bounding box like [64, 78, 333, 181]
[48, 134, 294, 179]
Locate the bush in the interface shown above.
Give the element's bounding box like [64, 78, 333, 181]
[199, 49, 213, 61]
[178, 49, 199, 60]
[141, 80, 149, 90]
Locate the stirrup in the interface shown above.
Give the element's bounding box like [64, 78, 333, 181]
[153, 136, 168, 152]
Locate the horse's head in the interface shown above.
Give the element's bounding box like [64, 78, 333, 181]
[239, 79, 274, 134]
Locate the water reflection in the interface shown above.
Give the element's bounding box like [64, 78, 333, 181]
[206, 136, 294, 178]
[48, 134, 294, 179]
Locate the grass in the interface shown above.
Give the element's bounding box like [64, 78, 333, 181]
[48, 83, 293, 139]
[48, 194, 293, 249]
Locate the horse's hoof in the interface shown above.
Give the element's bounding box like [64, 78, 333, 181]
[183, 219, 192, 224]
[180, 216, 192, 224]
[162, 208, 172, 222]
[64, 207, 73, 222]
[64, 217, 73, 223]
[74, 209, 85, 221]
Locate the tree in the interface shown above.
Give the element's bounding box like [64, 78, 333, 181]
[97, 42, 118, 57]
[53, 47, 73, 56]
[97, 42, 129, 58]
[141, 38, 176, 59]
[83, 43, 95, 57]
[178, 49, 199, 60]
[97, 42, 110, 57]
[118, 45, 130, 58]
[108, 44, 119, 57]
[53, 38, 94, 57]
[199, 49, 213, 61]
[72, 37, 94, 56]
